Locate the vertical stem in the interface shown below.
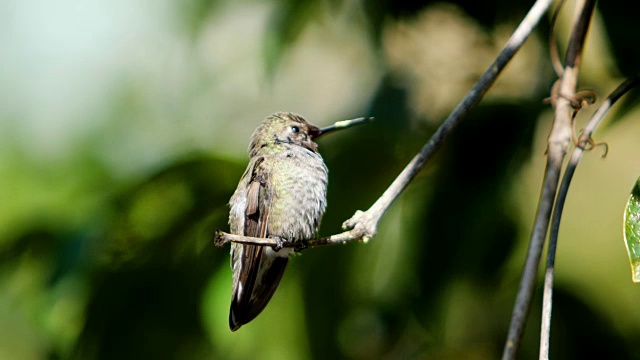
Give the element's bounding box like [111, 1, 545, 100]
[503, 156, 563, 360]
[540, 75, 640, 359]
[502, 1, 596, 359]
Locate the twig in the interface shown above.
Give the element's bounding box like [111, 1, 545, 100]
[502, 1, 596, 359]
[213, 229, 364, 248]
[214, 0, 555, 250]
[340, 0, 555, 240]
[540, 76, 640, 359]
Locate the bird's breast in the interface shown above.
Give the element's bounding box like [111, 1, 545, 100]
[267, 149, 328, 241]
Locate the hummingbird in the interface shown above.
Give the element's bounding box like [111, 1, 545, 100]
[227, 111, 370, 331]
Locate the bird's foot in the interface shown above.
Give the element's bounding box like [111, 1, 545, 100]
[270, 236, 286, 252]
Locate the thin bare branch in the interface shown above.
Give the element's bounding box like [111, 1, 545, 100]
[214, 229, 364, 248]
[502, 1, 596, 359]
[341, 0, 556, 240]
[540, 75, 640, 360]
[215, 0, 556, 252]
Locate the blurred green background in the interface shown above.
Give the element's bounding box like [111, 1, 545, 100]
[2, 0, 640, 359]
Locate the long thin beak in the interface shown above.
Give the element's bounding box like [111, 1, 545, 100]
[310, 117, 374, 140]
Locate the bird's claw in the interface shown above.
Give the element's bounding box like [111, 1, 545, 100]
[270, 236, 286, 252]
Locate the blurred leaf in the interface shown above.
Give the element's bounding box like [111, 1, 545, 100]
[73, 154, 242, 359]
[178, 0, 219, 39]
[265, 0, 322, 78]
[623, 177, 640, 283]
[361, 0, 531, 47]
[265, 0, 352, 78]
[102, 154, 241, 269]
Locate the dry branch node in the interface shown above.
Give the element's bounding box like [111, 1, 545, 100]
[342, 210, 378, 242]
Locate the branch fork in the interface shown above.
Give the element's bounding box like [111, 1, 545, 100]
[214, 208, 380, 250]
[214, 0, 553, 254]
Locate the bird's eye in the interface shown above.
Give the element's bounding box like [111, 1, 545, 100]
[291, 126, 299, 133]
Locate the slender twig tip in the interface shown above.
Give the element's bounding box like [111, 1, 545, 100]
[213, 229, 226, 247]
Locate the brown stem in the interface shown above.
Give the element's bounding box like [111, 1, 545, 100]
[502, 1, 596, 359]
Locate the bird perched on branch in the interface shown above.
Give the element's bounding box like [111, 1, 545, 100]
[227, 112, 370, 330]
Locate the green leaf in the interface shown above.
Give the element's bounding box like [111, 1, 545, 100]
[623, 178, 640, 283]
